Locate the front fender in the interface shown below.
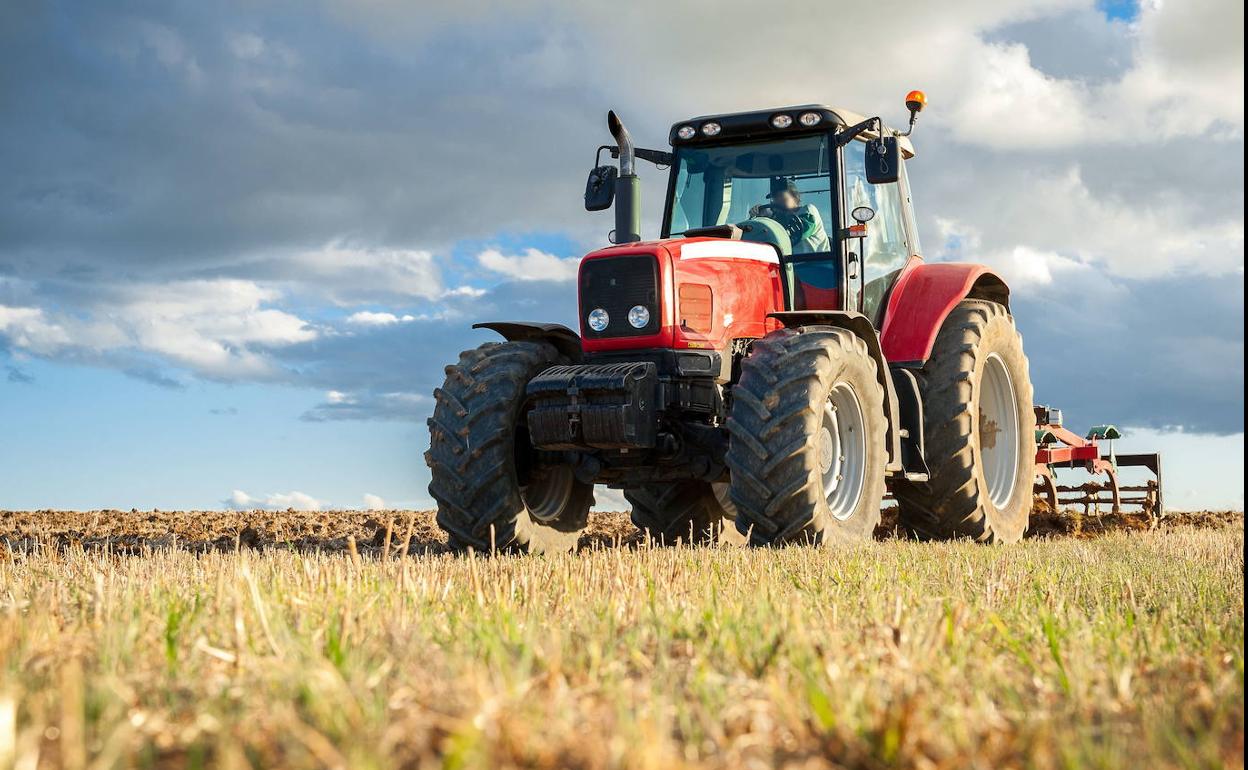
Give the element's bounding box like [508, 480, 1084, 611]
[473, 321, 582, 361]
[879, 262, 1010, 366]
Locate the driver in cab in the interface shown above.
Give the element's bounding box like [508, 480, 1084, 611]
[750, 177, 830, 254]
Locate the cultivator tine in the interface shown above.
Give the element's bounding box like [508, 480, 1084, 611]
[1033, 468, 1059, 513]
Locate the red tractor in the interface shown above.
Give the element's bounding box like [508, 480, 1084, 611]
[427, 94, 1045, 551]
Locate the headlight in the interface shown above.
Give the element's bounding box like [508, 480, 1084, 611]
[587, 308, 609, 332]
[676, 125, 696, 140]
[627, 305, 651, 328]
[771, 114, 793, 129]
[700, 122, 721, 136]
[799, 111, 823, 126]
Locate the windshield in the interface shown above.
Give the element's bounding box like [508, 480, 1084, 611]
[665, 134, 834, 257]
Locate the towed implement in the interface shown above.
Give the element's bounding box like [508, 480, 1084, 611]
[1033, 406, 1164, 517]
[425, 93, 1163, 551]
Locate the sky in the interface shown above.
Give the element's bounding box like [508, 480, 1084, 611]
[1, 0, 1243, 512]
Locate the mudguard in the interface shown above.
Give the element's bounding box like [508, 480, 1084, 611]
[879, 262, 1010, 366]
[473, 322, 582, 361]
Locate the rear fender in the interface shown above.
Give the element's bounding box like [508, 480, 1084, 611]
[879, 263, 1010, 366]
[473, 322, 582, 362]
[768, 311, 903, 474]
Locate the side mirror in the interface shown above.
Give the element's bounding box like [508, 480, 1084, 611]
[865, 137, 900, 185]
[584, 165, 617, 211]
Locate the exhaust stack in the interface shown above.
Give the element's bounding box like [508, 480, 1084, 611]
[607, 110, 641, 243]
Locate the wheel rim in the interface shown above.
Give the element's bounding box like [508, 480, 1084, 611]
[521, 465, 576, 522]
[819, 382, 867, 520]
[980, 352, 1020, 508]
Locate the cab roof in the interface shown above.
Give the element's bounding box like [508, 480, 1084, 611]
[669, 104, 915, 158]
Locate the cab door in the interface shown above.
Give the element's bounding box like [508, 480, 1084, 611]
[841, 138, 920, 325]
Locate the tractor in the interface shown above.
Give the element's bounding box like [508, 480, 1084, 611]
[425, 93, 1153, 552]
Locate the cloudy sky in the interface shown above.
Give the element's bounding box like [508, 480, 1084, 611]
[1, 0, 1243, 512]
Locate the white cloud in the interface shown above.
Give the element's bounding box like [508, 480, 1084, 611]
[292, 244, 444, 302]
[1117, 0, 1244, 139]
[229, 32, 267, 60]
[933, 217, 1101, 292]
[990, 247, 1085, 289]
[945, 41, 1097, 149]
[930, 166, 1244, 280]
[127, 21, 203, 83]
[0, 280, 315, 379]
[362, 493, 386, 510]
[226, 489, 324, 511]
[0, 306, 80, 351]
[934, 1, 1243, 150]
[478, 248, 580, 282]
[346, 311, 415, 326]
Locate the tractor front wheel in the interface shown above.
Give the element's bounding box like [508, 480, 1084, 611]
[625, 480, 735, 545]
[726, 327, 887, 545]
[893, 300, 1035, 542]
[426, 341, 593, 553]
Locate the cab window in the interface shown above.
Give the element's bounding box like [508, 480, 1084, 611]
[666, 134, 834, 257]
[666, 134, 842, 311]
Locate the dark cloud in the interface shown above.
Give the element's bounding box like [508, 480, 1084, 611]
[0, 1, 609, 282]
[123, 367, 186, 390]
[5, 365, 34, 384]
[1016, 273, 1244, 435]
[278, 278, 578, 420]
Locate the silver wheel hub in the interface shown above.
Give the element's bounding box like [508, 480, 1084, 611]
[980, 352, 1021, 508]
[819, 383, 867, 520]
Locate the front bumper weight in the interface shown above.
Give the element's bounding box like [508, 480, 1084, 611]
[526, 362, 659, 450]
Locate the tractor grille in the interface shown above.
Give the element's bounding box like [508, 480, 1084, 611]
[580, 255, 660, 338]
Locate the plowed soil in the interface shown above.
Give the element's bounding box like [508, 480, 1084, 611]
[1, 506, 1239, 555]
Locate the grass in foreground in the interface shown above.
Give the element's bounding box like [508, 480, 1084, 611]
[0, 513, 1243, 769]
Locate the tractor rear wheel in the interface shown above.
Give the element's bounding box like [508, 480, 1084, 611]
[893, 300, 1035, 542]
[426, 340, 593, 553]
[625, 481, 735, 545]
[726, 328, 887, 545]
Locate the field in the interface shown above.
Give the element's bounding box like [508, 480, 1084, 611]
[1, 509, 1243, 769]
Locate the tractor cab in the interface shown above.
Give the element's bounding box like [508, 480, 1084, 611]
[659, 105, 921, 326]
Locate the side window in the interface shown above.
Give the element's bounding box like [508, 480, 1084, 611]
[843, 140, 911, 322]
[669, 164, 704, 234]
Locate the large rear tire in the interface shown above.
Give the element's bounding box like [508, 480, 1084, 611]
[426, 341, 593, 553]
[625, 481, 734, 545]
[726, 328, 887, 546]
[893, 300, 1035, 542]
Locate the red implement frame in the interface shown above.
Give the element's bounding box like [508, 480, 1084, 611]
[1033, 406, 1164, 519]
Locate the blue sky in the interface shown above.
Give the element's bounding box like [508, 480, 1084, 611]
[1, 0, 1243, 511]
